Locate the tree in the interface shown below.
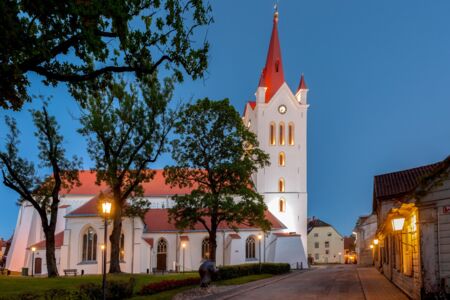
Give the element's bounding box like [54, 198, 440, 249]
[165, 98, 271, 262]
[0, 104, 81, 277]
[79, 75, 175, 273]
[1, 0, 211, 110]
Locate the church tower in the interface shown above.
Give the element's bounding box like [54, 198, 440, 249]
[243, 11, 309, 256]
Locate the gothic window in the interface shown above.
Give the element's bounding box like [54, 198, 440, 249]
[157, 238, 167, 254]
[82, 227, 97, 261]
[278, 178, 285, 192]
[201, 238, 210, 259]
[279, 152, 285, 166]
[120, 233, 125, 261]
[245, 236, 256, 259]
[279, 122, 285, 145]
[279, 198, 286, 212]
[288, 123, 294, 145]
[270, 123, 276, 145]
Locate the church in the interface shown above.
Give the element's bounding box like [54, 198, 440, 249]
[6, 11, 310, 275]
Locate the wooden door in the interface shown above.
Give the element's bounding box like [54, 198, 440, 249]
[34, 258, 42, 274]
[156, 253, 166, 270]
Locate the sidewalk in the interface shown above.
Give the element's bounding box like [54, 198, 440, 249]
[357, 267, 409, 300]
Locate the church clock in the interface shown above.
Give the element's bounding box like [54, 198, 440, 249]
[278, 105, 287, 114]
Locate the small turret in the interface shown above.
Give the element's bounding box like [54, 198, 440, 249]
[295, 73, 308, 104]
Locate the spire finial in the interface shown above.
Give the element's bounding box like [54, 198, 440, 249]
[274, 2, 279, 23]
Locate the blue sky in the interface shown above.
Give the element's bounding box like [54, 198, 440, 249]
[1, 0, 450, 238]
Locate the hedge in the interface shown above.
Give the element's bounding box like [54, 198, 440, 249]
[139, 278, 200, 296]
[217, 263, 290, 280]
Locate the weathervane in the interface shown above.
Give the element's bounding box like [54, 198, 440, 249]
[274, 1, 279, 21]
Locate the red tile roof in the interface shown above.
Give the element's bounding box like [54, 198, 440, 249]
[180, 236, 189, 242]
[28, 231, 64, 250]
[297, 74, 308, 92]
[143, 209, 286, 232]
[143, 238, 154, 247]
[228, 233, 241, 239]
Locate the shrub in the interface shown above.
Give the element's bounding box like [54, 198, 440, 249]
[78, 278, 135, 300]
[139, 278, 200, 296]
[217, 263, 290, 280]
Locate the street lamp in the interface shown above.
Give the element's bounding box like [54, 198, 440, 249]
[373, 239, 379, 245]
[391, 217, 405, 232]
[102, 198, 112, 300]
[31, 247, 36, 277]
[181, 242, 186, 273]
[258, 234, 262, 271]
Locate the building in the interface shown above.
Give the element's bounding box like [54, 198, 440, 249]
[343, 236, 356, 264]
[307, 218, 344, 264]
[5, 11, 310, 275]
[354, 214, 377, 266]
[372, 155, 450, 299]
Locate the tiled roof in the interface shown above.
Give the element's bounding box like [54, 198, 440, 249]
[143, 209, 286, 233]
[374, 162, 441, 201]
[228, 233, 241, 239]
[28, 231, 64, 250]
[143, 238, 154, 247]
[297, 74, 308, 92]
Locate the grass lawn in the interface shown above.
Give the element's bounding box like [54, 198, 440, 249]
[0, 273, 198, 298]
[0, 273, 275, 299]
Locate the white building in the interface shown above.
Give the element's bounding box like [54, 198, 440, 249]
[5, 11, 310, 275]
[307, 218, 344, 264]
[353, 214, 377, 266]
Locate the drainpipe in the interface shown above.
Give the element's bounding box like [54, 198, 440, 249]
[131, 217, 135, 274]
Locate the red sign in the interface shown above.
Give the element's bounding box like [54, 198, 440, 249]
[443, 206, 450, 214]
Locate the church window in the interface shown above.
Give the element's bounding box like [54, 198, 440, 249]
[270, 123, 276, 145]
[288, 123, 294, 145]
[279, 122, 285, 145]
[245, 236, 256, 259]
[157, 238, 167, 254]
[82, 227, 97, 261]
[278, 178, 285, 192]
[279, 198, 286, 212]
[201, 238, 210, 259]
[279, 152, 285, 166]
[120, 234, 125, 261]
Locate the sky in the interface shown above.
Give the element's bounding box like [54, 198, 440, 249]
[1, 0, 450, 238]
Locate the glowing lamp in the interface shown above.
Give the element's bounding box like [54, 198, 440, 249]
[31, 247, 36, 252]
[101, 244, 105, 251]
[391, 217, 405, 231]
[369, 244, 374, 249]
[373, 239, 379, 245]
[182, 242, 186, 249]
[257, 234, 262, 240]
[102, 201, 112, 215]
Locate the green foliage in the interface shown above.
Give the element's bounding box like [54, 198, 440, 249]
[0, 0, 212, 110]
[165, 98, 271, 260]
[217, 263, 290, 280]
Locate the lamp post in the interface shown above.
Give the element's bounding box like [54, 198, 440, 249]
[181, 242, 186, 273]
[31, 247, 36, 277]
[258, 234, 262, 271]
[101, 199, 112, 300]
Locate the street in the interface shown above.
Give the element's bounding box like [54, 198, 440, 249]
[225, 265, 409, 300]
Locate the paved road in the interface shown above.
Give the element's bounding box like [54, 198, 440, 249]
[225, 265, 407, 300]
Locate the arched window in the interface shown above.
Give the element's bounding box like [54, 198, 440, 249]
[157, 238, 167, 254]
[246, 236, 256, 259]
[279, 178, 285, 192]
[120, 234, 125, 261]
[279, 198, 286, 212]
[201, 238, 210, 259]
[279, 152, 285, 166]
[82, 227, 97, 261]
[279, 122, 285, 145]
[269, 122, 276, 145]
[288, 123, 294, 145]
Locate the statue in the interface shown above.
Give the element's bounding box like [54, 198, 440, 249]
[198, 260, 218, 287]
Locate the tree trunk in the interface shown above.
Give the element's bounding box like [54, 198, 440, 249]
[44, 229, 59, 277]
[109, 205, 122, 273]
[209, 230, 217, 262]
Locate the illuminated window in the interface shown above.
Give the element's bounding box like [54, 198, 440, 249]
[120, 234, 125, 261]
[279, 152, 285, 166]
[201, 238, 210, 259]
[82, 227, 97, 262]
[279, 122, 285, 145]
[279, 198, 286, 212]
[278, 178, 285, 192]
[288, 123, 294, 145]
[269, 123, 276, 145]
[246, 236, 256, 259]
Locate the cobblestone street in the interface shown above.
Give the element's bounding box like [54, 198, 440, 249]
[213, 265, 409, 300]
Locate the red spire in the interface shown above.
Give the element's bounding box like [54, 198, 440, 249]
[259, 11, 285, 102]
[297, 73, 308, 91]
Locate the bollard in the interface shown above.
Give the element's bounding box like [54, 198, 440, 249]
[300, 262, 303, 270]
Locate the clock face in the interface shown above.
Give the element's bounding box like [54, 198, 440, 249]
[278, 105, 287, 114]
